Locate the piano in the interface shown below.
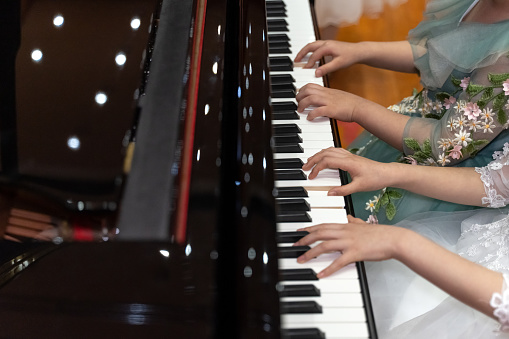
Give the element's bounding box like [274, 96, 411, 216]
[0, 0, 377, 338]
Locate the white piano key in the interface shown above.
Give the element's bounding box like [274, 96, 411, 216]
[281, 322, 370, 339]
[282, 307, 367, 324]
[277, 208, 349, 232]
[278, 195, 345, 208]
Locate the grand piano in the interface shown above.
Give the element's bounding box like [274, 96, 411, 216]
[0, 0, 377, 337]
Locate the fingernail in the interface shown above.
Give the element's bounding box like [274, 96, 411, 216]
[315, 69, 322, 77]
[297, 256, 304, 263]
[317, 271, 325, 279]
[328, 191, 337, 196]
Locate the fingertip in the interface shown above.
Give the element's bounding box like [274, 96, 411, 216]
[315, 69, 323, 78]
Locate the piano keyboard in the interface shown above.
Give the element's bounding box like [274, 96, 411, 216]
[266, 0, 376, 338]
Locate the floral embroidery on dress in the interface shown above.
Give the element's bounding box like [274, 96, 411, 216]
[403, 74, 509, 167]
[358, 72, 509, 222]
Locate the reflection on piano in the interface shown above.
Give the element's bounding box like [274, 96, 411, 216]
[0, 0, 377, 338]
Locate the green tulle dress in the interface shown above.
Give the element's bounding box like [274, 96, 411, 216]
[348, 0, 509, 224]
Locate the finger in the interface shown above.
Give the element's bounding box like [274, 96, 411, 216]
[317, 255, 353, 278]
[294, 41, 323, 62]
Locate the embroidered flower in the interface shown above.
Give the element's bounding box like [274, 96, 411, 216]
[438, 153, 450, 166]
[446, 119, 455, 131]
[433, 101, 443, 112]
[463, 102, 482, 120]
[365, 199, 377, 212]
[454, 129, 472, 147]
[366, 214, 378, 224]
[438, 138, 453, 151]
[453, 116, 468, 129]
[482, 121, 496, 133]
[460, 77, 470, 91]
[448, 145, 463, 159]
[467, 119, 481, 132]
[503, 80, 509, 96]
[481, 107, 495, 122]
[404, 156, 417, 165]
[444, 96, 457, 109]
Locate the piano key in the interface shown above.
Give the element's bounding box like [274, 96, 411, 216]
[280, 301, 322, 314]
[279, 283, 320, 297]
[281, 328, 326, 339]
[277, 198, 311, 211]
[278, 245, 311, 259]
[274, 134, 303, 145]
[277, 211, 312, 223]
[276, 231, 309, 243]
[281, 323, 369, 339]
[274, 158, 304, 169]
[276, 186, 308, 198]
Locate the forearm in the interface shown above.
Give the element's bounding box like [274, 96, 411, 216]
[396, 229, 503, 318]
[353, 100, 410, 151]
[357, 41, 417, 74]
[384, 163, 486, 206]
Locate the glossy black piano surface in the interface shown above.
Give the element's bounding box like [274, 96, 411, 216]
[0, 0, 376, 338]
[0, 0, 284, 338]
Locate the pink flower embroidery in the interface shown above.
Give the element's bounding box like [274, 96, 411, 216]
[404, 156, 417, 165]
[367, 215, 378, 224]
[448, 145, 463, 160]
[503, 80, 509, 96]
[460, 77, 470, 90]
[460, 77, 470, 91]
[463, 102, 481, 120]
[444, 96, 456, 109]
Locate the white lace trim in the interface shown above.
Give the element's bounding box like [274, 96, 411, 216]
[475, 142, 509, 208]
[490, 274, 509, 332]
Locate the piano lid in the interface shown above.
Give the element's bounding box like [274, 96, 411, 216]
[0, 0, 161, 210]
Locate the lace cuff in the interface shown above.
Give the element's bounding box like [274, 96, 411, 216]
[491, 274, 509, 332]
[475, 166, 507, 208]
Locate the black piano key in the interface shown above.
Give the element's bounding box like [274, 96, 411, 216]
[269, 46, 292, 55]
[276, 231, 309, 243]
[271, 82, 296, 92]
[271, 87, 295, 98]
[279, 284, 321, 297]
[267, 19, 289, 32]
[269, 39, 291, 49]
[267, 9, 287, 18]
[266, 0, 286, 9]
[272, 100, 298, 112]
[273, 123, 301, 135]
[278, 245, 311, 259]
[280, 301, 323, 314]
[280, 268, 319, 281]
[268, 33, 290, 43]
[269, 56, 293, 71]
[277, 198, 311, 212]
[275, 186, 308, 198]
[275, 169, 307, 181]
[274, 143, 303, 153]
[277, 211, 312, 223]
[273, 111, 299, 120]
[271, 73, 295, 84]
[274, 158, 304, 170]
[274, 134, 302, 145]
[281, 328, 326, 339]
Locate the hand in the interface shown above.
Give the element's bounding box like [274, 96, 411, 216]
[294, 40, 365, 77]
[294, 215, 402, 278]
[302, 147, 391, 196]
[296, 83, 370, 123]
